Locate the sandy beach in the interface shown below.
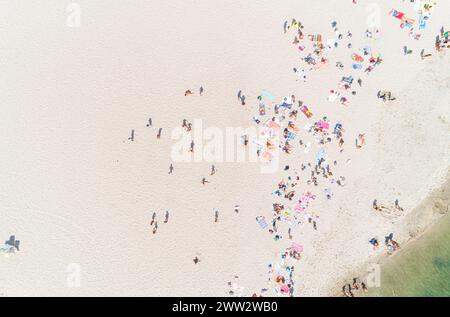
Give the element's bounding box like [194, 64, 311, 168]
[1, 0, 449, 297]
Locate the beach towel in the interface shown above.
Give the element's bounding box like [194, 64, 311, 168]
[316, 148, 327, 163]
[294, 192, 316, 212]
[316, 120, 330, 130]
[390, 9, 405, 20]
[287, 131, 296, 141]
[342, 76, 354, 84]
[261, 151, 274, 161]
[290, 243, 304, 253]
[280, 284, 289, 294]
[256, 216, 268, 229]
[351, 54, 364, 63]
[418, 15, 428, 30]
[300, 105, 313, 118]
[261, 90, 275, 101]
[304, 142, 311, 154]
[266, 120, 281, 130]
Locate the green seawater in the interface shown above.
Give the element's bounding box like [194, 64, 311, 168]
[372, 214, 450, 297]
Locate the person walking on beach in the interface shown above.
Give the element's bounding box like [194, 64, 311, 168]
[190, 140, 195, 152]
[168, 164, 174, 174]
[361, 282, 368, 293]
[153, 221, 158, 234]
[157, 128, 162, 139]
[150, 212, 156, 226]
[373, 199, 379, 211]
[237, 90, 246, 105]
[395, 199, 404, 211]
[128, 129, 135, 142]
[214, 209, 219, 223]
[240, 94, 246, 106]
[199, 86, 204, 96]
[146, 118, 152, 127]
[164, 210, 169, 223]
[211, 165, 216, 175]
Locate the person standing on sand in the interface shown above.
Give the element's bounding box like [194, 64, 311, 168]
[199, 86, 204, 96]
[190, 140, 195, 152]
[152, 221, 158, 234]
[373, 199, 378, 210]
[128, 129, 135, 142]
[168, 164, 174, 174]
[157, 128, 162, 139]
[237, 90, 246, 105]
[395, 199, 404, 211]
[150, 212, 156, 226]
[164, 210, 169, 223]
[361, 282, 368, 292]
[241, 94, 246, 106]
[211, 165, 216, 175]
[214, 209, 219, 223]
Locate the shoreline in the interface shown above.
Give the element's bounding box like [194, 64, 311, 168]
[330, 168, 450, 297]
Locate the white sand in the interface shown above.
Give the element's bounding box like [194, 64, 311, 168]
[0, 0, 449, 296]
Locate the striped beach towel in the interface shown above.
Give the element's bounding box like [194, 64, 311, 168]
[256, 216, 268, 229]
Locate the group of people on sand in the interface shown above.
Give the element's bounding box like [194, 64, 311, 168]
[342, 277, 368, 297]
[184, 86, 204, 97]
[369, 231, 401, 252]
[373, 199, 404, 212]
[377, 90, 397, 103]
[0, 236, 20, 256]
[150, 211, 169, 235]
[436, 27, 450, 52]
